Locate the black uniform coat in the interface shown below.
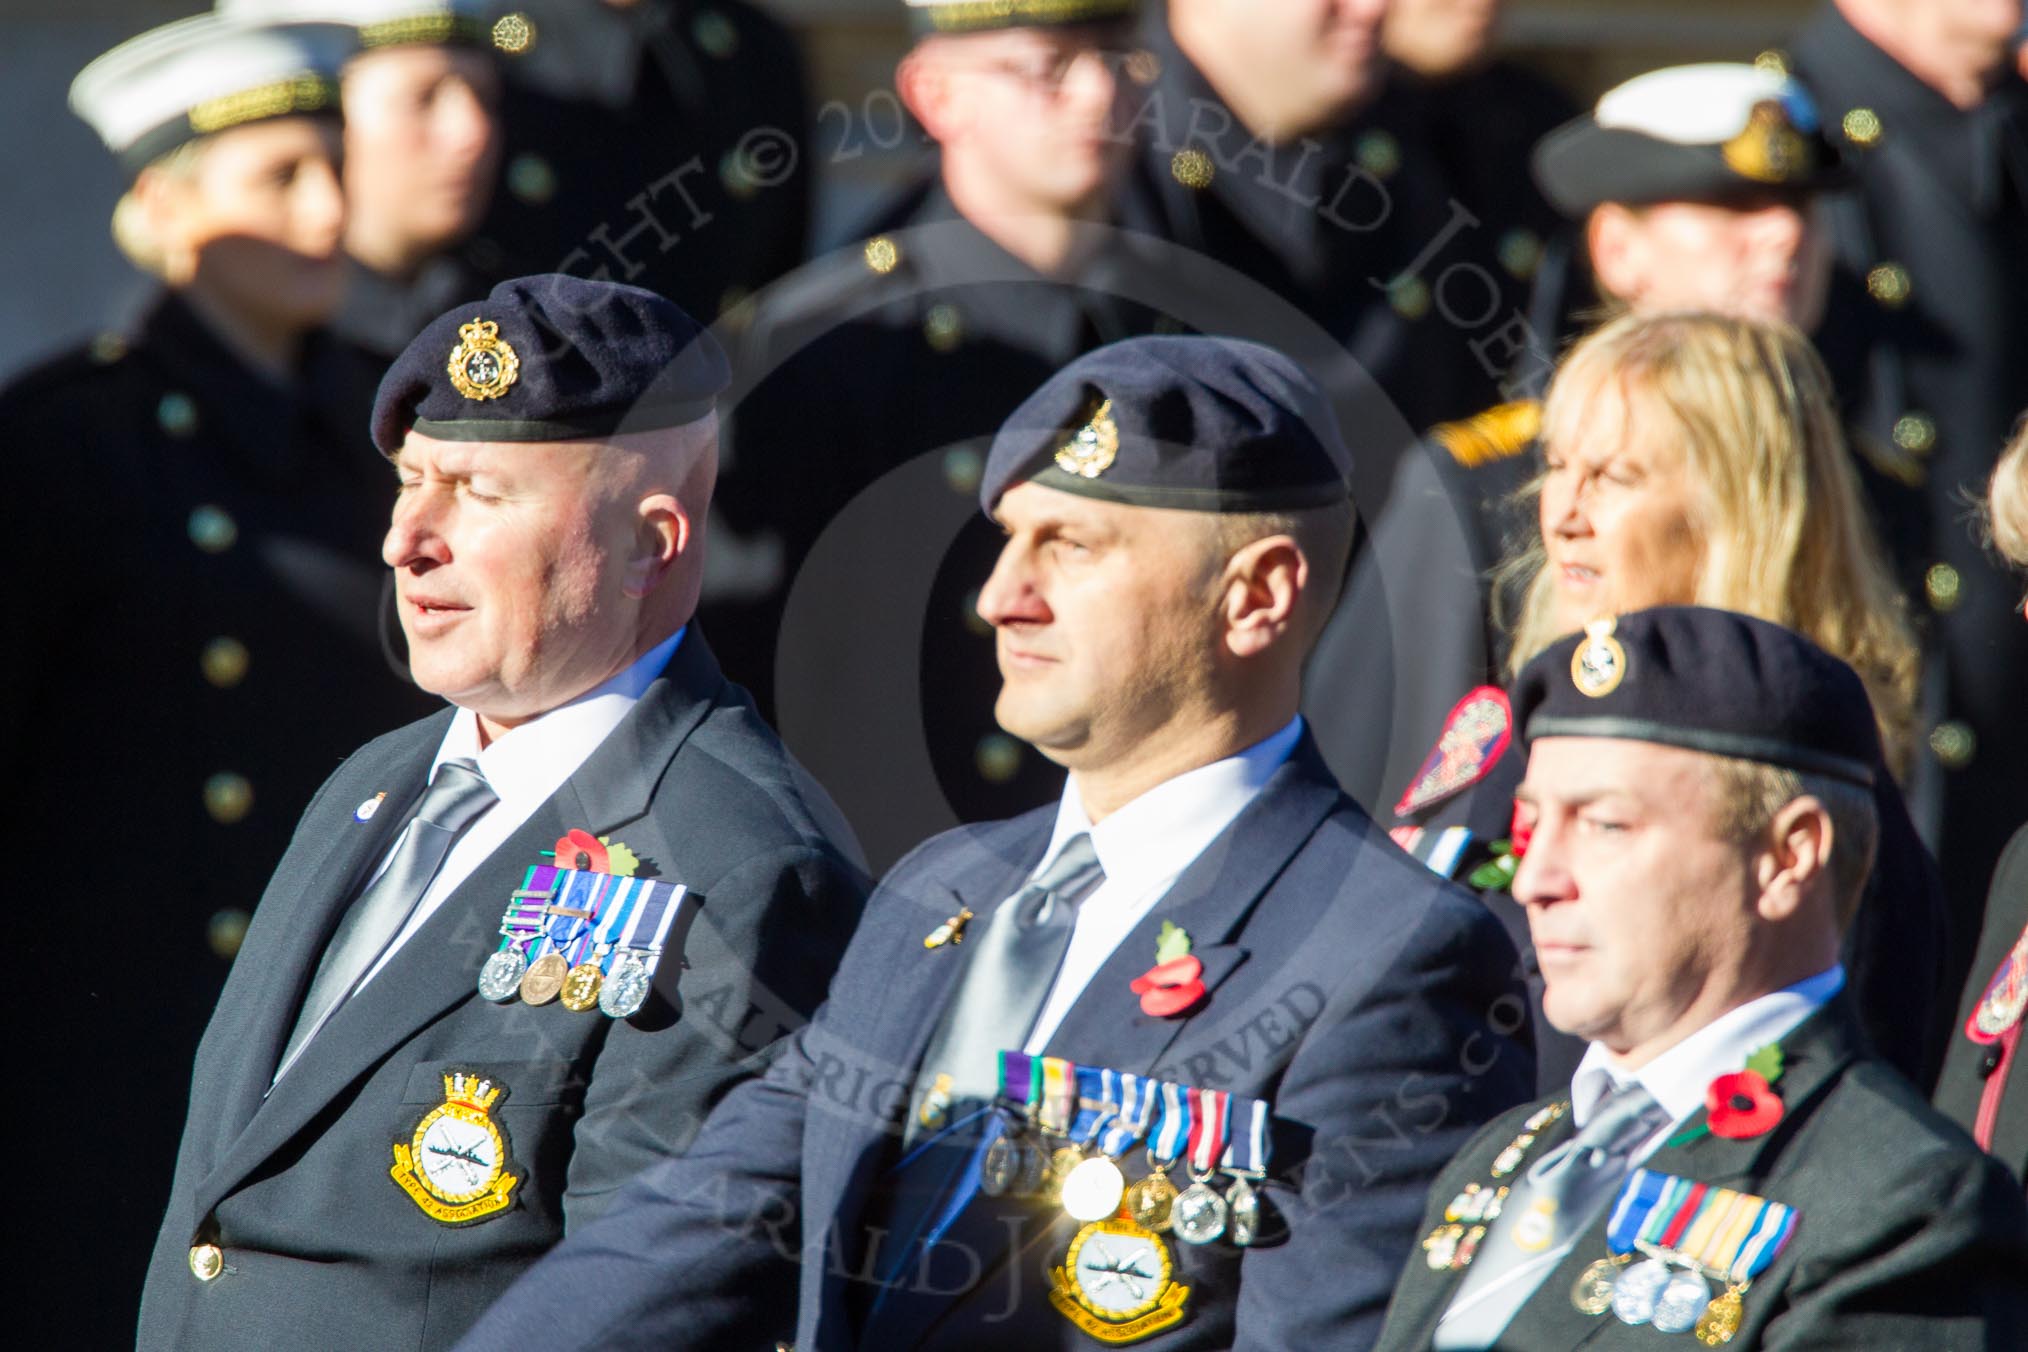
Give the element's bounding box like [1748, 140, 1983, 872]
[1372, 997, 2028, 1351]
[136, 633, 868, 1351]
[1789, 6, 2028, 959]
[0, 291, 438, 1347]
[704, 184, 1171, 866]
[1935, 823, 2028, 1182]
[455, 732, 1536, 1351]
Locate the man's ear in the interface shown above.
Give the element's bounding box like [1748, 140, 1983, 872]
[896, 43, 960, 143]
[1755, 795, 1833, 923]
[1222, 535, 1306, 658]
[1586, 203, 1644, 306]
[623, 493, 690, 598]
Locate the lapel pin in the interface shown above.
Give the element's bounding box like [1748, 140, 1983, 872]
[923, 908, 974, 949]
[354, 792, 386, 823]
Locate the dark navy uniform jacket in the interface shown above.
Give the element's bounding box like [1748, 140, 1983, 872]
[455, 733, 1535, 1351]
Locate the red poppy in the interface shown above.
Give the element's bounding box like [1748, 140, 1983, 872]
[1131, 955, 1206, 1018]
[554, 828, 610, 873]
[1705, 1069, 1784, 1139]
[1509, 801, 1534, 858]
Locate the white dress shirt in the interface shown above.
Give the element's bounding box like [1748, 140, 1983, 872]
[1020, 716, 1304, 1053]
[1569, 965, 1846, 1163]
[352, 628, 686, 991]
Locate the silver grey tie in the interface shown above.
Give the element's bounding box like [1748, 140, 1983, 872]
[1434, 1081, 1673, 1349]
[274, 760, 497, 1082]
[904, 833, 1106, 1143]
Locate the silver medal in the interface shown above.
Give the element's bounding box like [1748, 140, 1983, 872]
[1013, 1139, 1048, 1196]
[1172, 1180, 1228, 1245]
[1652, 1268, 1712, 1334]
[598, 951, 654, 1018]
[1227, 1174, 1260, 1247]
[1061, 1156, 1127, 1222]
[478, 947, 529, 1001]
[1611, 1257, 1674, 1326]
[980, 1133, 1020, 1197]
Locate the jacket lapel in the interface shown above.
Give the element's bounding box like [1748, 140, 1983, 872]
[1044, 736, 1341, 1077]
[198, 636, 729, 1215]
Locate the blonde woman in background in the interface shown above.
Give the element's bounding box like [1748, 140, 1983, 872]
[1393, 311, 1945, 1095]
[0, 16, 435, 1344]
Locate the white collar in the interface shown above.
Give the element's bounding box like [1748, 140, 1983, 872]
[1572, 965, 1846, 1127]
[1039, 715, 1304, 892]
[429, 628, 685, 809]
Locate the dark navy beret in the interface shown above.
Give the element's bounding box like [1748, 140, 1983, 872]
[1533, 63, 1845, 216]
[1511, 607, 1880, 787]
[371, 274, 729, 454]
[979, 335, 1352, 515]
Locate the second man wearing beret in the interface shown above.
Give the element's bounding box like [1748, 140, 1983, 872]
[457, 334, 1535, 1350]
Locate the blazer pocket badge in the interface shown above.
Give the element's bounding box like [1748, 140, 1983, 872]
[391, 1070, 523, 1225]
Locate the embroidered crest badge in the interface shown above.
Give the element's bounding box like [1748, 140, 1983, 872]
[1395, 686, 1512, 817]
[391, 1070, 522, 1224]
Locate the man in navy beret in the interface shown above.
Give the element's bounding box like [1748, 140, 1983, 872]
[140, 274, 869, 1351]
[455, 333, 1532, 1351]
[1374, 606, 2028, 1351]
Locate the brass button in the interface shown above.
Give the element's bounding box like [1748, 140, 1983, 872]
[923, 303, 963, 353]
[187, 505, 238, 554]
[1925, 562, 1962, 612]
[1354, 129, 1401, 179]
[491, 12, 535, 54]
[1498, 228, 1542, 280]
[506, 152, 556, 204]
[1754, 49, 1789, 76]
[1123, 49, 1160, 86]
[1387, 276, 1431, 320]
[1866, 263, 1911, 307]
[158, 392, 199, 438]
[208, 908, 251, 961]
[200, 636, 250, 688]
[975, 734, 1022, 784]
[89, 331, 127, 365]
[693, 9, 739, 59]
[863, 236, 900, 275]
[1842, 107, 1882, 147]
[942, 447, 982, 496]
[189, 1243, 223, 1281]
[204, 772, 254, 825]
[1891, 412, 1936, 455]
[1170, 147, 1214, 190]
[1929, 720, 1976, 770]
[720, 148, 760, 199]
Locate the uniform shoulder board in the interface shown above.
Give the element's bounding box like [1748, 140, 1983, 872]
[1394, 686, 1513, 819]
[1431, 399, 1542, 470]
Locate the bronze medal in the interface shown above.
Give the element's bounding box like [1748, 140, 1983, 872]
[1126, 1168, 1178, 1232]
[519, 952, 569, 1005]
[1572, 1256, 1628, 1316]
[559, 961, 604, 1012]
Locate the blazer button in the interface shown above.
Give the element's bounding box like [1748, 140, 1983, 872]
[188, 1243, 224, 1281]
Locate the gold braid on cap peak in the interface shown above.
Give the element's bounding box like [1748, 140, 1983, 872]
[1432, 399, 1542, 469]
[916, 0, 1137, 33]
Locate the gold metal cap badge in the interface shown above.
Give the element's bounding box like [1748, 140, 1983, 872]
[447, 318, 521, 401]
[1571, 617, 1627, 698]
[1054, 397, 1119, 479]
[1721, 101, 1809, 184]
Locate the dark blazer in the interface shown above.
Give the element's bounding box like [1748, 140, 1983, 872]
[136, 633, 868, 1351]
[456, 733, 1535, 1351]
[1372, 997, 2028, 1351]
[1935, 824, 2028, 1181]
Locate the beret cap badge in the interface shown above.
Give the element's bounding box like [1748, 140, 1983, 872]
[1571, 617, 1628, 698]
[447, 318, 521, 402]
[1054, 396, 1119, 479]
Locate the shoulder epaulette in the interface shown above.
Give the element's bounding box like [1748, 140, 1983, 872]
[1431, 399, 1542, 469]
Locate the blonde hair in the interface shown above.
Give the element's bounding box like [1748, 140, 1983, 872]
[110, 139, 208, 278]
[1500, 312, 1921, 770]
[1988, 413, 2028, 569]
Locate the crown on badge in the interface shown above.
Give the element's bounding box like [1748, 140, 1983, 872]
[1722, 101, 1809, 183]
[444, 1071, 502, 1111]
[1054, 396, 1119, 479]
[446, 317, 521, 402]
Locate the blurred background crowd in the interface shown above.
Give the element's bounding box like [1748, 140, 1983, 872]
[1, 0, 2023, 1344]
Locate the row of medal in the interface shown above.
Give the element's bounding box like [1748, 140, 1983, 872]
[476, 864, 689, 1020]
[980, 1052, 1271, 1248]
[1422, 1100, 1567, 1272]
[1568, 1167, 1798, 1345]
